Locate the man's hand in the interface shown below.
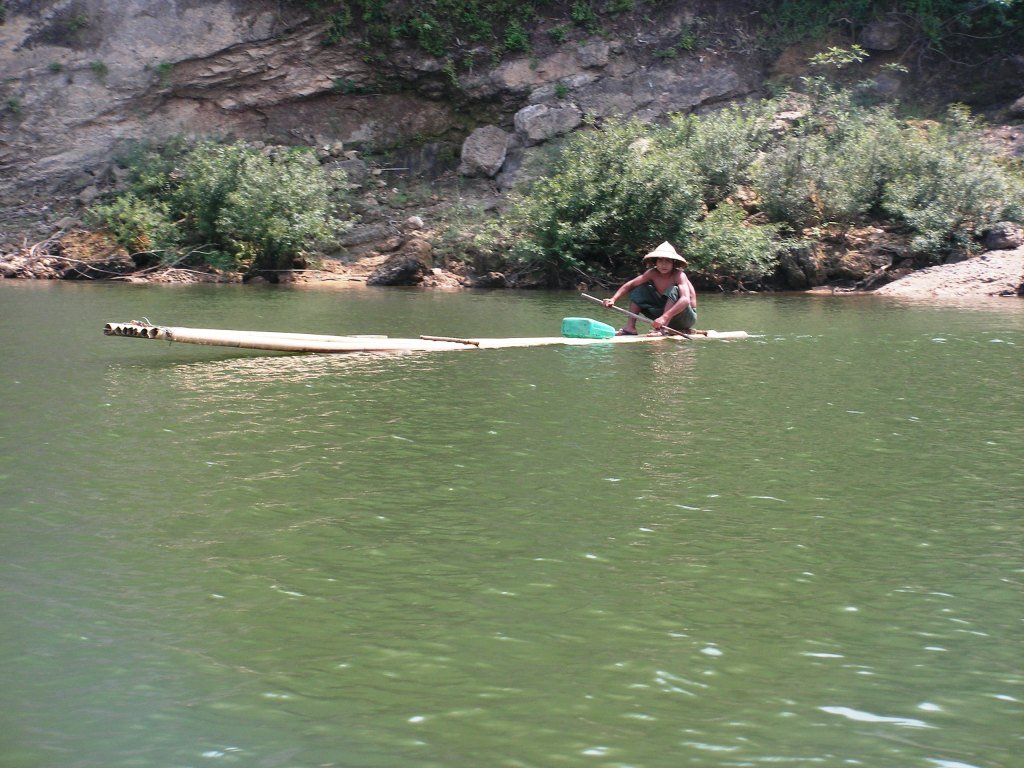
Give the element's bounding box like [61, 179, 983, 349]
[602, 298, 614, 308]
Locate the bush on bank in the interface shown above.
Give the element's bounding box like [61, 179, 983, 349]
[492, 85, 1024, 288]
[882, 106, 1024, 254]
[85, 93, 1022, 288]
[88, 141, 351, 275]
[497, 118, 706, 285]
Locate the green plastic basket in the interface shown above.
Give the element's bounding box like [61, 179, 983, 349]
[561, 317, 616, 339]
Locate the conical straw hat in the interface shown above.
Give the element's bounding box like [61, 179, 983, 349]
[642, 241, 687, 266]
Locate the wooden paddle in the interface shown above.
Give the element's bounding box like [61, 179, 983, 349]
[580, 293, 699, 337]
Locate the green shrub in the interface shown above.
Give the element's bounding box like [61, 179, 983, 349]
[287, 1, 1024, 72]
[155, 61, 173, 87]
[503, 119, 704, 284]
[664, 103, 774, 206]
[753, 136, 819, 227]
[882, 108, 1024, 258]
[87, 193, 178, 256]
[605, 0, 633, 13]
[752, 91, 906, 228]
[756, 1, 1024, 53]
[408, 12, 446, 57]
[504, 20, 530, 52]
[174, 142, 249, 243]
[757, 0, 846, 48]
[686, 202, 786, 283]
[216, 150, 341, 272]
[570, 1, 599, 33]
[114, 136, 190, 197]
[91, 140, 350, 272]
[755, 131, 891, 228]
[677, 27, 698, 51]
[90, 60, 108, 82]
[548, 24, 569, 43]
[654, 26, 701, 59]
[499, 71, 1024, 283]
[324, 8, 353, 44]
[66, 13, 89, 32]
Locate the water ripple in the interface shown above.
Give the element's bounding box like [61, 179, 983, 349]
[819, 705, 933, 728]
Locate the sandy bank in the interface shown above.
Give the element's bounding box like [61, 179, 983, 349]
[871, 248, 1023, 300]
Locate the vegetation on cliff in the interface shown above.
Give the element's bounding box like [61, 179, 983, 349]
[86, 72, 1022, 288]
[290, 0, 1024, 66]
[87, 141, 353, 275]
[59, 3, 1023, 287]
[486, 54, 1023, 287]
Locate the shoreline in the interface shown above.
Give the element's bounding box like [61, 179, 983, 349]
[2, 238, 1021, 303]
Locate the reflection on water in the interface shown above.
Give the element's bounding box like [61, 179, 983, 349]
[117, 348, 442, 389]
[1, 283, 1021, 768]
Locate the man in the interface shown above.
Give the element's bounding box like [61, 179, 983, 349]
[602, 241, 697, 335]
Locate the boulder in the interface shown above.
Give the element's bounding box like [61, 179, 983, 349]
[472, 271, 507, 289]
[984, 221, 1023, 251]
[459, 125, 513, 177]
[577, 40, 611, 69]
[513, 103, 583, 146]
[367, 237, 434, 286]
[529, 74, 598, 104]
[777, 245, 827, 289]
[421, 267, 468, 289]
[0, 259, 20, 279]
[574, 60, 747, 119]
[490, 51, 579, 93]
[78, 185, 101, 206]
[324, 158, 369, 182]
[869, 70, 903, 99]
[337, 223, 398, 247]
[860, 16, 903, 51]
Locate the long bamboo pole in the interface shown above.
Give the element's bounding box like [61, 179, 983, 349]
[579, 293, 705, 337]
[103, 321, 747, 353]
[102, 322, 468, 352]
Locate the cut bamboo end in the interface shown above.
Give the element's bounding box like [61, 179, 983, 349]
[104, 322, 160, 338]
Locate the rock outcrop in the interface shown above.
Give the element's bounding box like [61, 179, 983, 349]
[0, 0, 762, 206]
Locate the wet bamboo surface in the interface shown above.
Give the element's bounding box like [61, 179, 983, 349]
[103, 321, 748, 353]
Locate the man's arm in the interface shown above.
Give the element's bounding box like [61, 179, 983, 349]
[675, 270, 697, 309]
[605, 270, 652, 305]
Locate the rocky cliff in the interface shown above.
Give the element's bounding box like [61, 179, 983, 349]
[0, 1, 772, 206]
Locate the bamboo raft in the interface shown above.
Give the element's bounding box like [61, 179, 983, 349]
[103, 321, 749, 353]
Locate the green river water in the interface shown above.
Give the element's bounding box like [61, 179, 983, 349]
[1, 282, 1021, 768]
